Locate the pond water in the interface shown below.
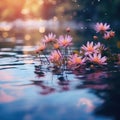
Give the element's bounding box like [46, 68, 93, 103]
[0, 36, 120, 120]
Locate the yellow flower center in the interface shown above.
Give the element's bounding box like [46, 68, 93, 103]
[62, 40, 68, 45]
[75, 58, 82, 63]
[93, 57, 100, 63]
[88, 46, 94, 51]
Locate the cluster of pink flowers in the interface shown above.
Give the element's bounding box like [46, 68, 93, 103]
[94, 22, 115, 40]
[35, 22, 116, 71]
[81, 42, 100, 55]
[35, 33, 73, 66]
[80, 41, 107, 65]
[49, 50, 62, 65]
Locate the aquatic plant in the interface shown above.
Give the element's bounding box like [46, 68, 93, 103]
[34, 22, 119, 78]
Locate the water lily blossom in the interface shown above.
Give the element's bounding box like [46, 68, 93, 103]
[88, 53, 107, 65]
[93, 35, 98, 40]
[58, 35, 73, 47]
[43, 33, 56, 43]
[68, 54, 86, 66]
[95, 42, 107, 52]
[103, 30, 115, 40]
[49, 50, 62, 64]
[109, 31, 115, 37]
[66, 27, 71, 32]
[81, 41, 100, 55]
[95, 22, 110, 33]
[35, 43, 46, 53]
[103, 32, 111, 40]
[34, 22, 116, 71]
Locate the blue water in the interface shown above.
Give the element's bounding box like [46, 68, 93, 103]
[0, 43, 120, 120]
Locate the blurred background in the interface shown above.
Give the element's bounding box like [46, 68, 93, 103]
[0, 0, 120, 51]
[1, 1, 120, 120]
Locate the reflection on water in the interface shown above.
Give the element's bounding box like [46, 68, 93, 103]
[0, 36, 120, 120]
[77, 98, 95, 113]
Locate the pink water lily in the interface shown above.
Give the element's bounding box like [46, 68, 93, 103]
[95, 42, 107, 52]
[81, 41, 100, 55]
[35, 43, 46, 53]
[88, 53, 107, 65]
[103, 31, 115, 40]
[95, 22, 110, 33]
[49, 50, 62, 63]
[43, 33, 56, 43]
[68, 54, 86, 66]
[103, 32, 111, 40]
[58, 35, 73, 47]
[109, 31, 115, 37]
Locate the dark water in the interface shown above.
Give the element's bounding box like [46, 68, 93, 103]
[0, 40, 120, 120]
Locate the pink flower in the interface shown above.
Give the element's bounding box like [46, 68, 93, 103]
[95, 42, 101, 48]
[88, 53, 107, 65]
[43, 33, 56, 43]
[49, 50, 62, 63]
[81, 41, 100, 55]
[35, 43, 46, 53]
[103, 32, 111, 40]
[68, 54, 86, 66]
[103, 31, 115, 40]
[66, 27, 71, 32]
[93, 35, 98, 40]
[95, 22, 110, 33]
[95, 42, 107, 52]
[58, 35, 73, 47]
[109, 31, 115, 37]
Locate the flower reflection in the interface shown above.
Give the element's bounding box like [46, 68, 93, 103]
[23, 114, 32, 120]
[90, 72, 120, 119]
[40, 87, 55, 95]
[85, 71, 109, 81]
[0, 71, 26, 103]
[0, 71, 14, 81]
[0, 83, 24, 103]
[77, 98, 95, 112]
[0, 91, 15, 103]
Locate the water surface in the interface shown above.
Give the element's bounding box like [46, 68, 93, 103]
[0, 38, 120, 120]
